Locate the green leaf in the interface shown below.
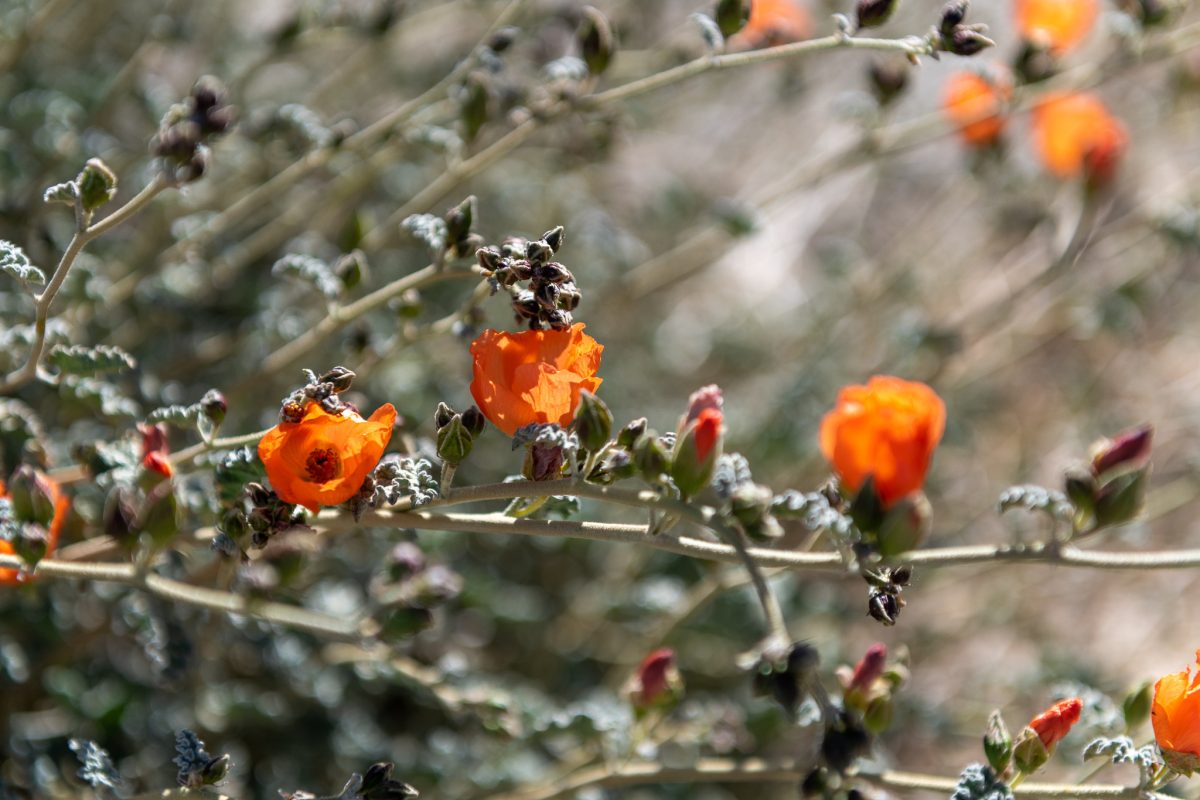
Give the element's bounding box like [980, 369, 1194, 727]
[69, 739, 123, 790]
[372, 456, 439, 507]
[997, 484, 1073, 521]
[771, 490, 858, 542]
[62, 377, 139, 418]
[690, 12, 725, 51]
[215, 447, 265, 505]
[43, 180, 79, 206]
[401, 213, 448, 257]
[271, 253, 343, 299]
[0, 240, 46, 286]
[950, 764, 1013, 800]
[48, 344, 136, 376]
[147, 403, 202, 428]
[77, 158, 118, 212]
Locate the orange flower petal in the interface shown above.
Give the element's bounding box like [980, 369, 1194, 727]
[1153, 651, 1200, 763]
[0, 472, 68, 586]
[819, 376, 945, 507]
[733, 0, 812, 49]
[1029, 698, 1083, 749]
[942, 71, 1011, 147]
[259, 402, 396, 513]
[470, 323, 603, 437]
[1032, 92, 1127, 179]
[1015, 0, 1098, 54]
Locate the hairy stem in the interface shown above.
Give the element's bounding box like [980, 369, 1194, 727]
[0, 174, 169, 394]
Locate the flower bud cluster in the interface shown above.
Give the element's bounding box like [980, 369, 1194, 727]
[434, 402, 486, 467]
[219, 482, 308, 549]
[568, 387, 732, 513]
[150, 77, 234, 184]
[836, 643, 909, 734]
[936, 0, 995, 56]
[278, 366, 356, 422]
[478, 226, 582, 331]
[1065, 424, 1152, 532]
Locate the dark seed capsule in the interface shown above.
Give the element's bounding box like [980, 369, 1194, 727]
[534, 281, 561, 310]
[476, 246, 504, 272]
[533, 262, 573, 284]
[541, 226, 565, 252]
[543, 309, 572, 330]
[526, 240, 553, 266]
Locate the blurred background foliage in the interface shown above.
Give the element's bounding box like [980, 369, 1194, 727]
[2, 0, 1200, 796]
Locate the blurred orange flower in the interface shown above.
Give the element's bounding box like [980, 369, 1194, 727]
[1015, 0, 1098, 53]
[819, 376, 945, 507]
[1152, 650, 1200, 775]
[942, 71, 1012, 147]
[1029, 697, 1082, 750]
[734, 0, 812, 49]
[1031, 92, 1128, 181]
[470, 323, 603, 437]
[258, 402, 396, 513]
[0, 474, 69, 585]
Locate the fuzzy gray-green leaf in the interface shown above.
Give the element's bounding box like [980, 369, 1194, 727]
[48, 344, 136, 376]
[0, 241, 46, 286]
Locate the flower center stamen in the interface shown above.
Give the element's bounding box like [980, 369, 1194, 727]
[305, 448, 343, 483]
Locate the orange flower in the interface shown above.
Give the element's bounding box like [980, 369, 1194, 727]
[734, 0, 812, 49]
[1032, 92, 1128, 180]
[0, 474, 69, 585]
[819, 376, 945, 507]
[1152, 650, 1200, 775]
[1029, 697, 1083, 750]
[470, 323, 603, 437]
[258, 402, 396, 514]
[942, 71, 1011, 147]
[1014, 0, 1098, 53]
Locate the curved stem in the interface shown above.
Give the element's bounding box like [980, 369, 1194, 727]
[169, 427, 274, 469]
[160, 0, 532, 259]
[258, 266, 478, 376]
[0, 174, 169, 394]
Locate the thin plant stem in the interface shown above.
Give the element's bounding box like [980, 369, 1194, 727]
[0, 174, 169, 394]
[160, 0, 532, 260]
[482, 758, 1162, 800]
[0, 553, 366, 640]
[585, 33, 933, 109]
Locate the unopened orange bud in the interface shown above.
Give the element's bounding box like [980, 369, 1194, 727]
[143, 451, 174, 479]
[1029, 697, 1082, 750]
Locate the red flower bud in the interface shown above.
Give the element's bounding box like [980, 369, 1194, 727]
[847, 643, 888, 694]
[1091, 424, 1153, 477]
[1029, 698, 1082, 750]
[632, 648, 680, 710]
[140, 423, 169, 459]
[693, 408, 723, 464]
[143, 451, 174, 479]
[682, 384, 723, 428]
